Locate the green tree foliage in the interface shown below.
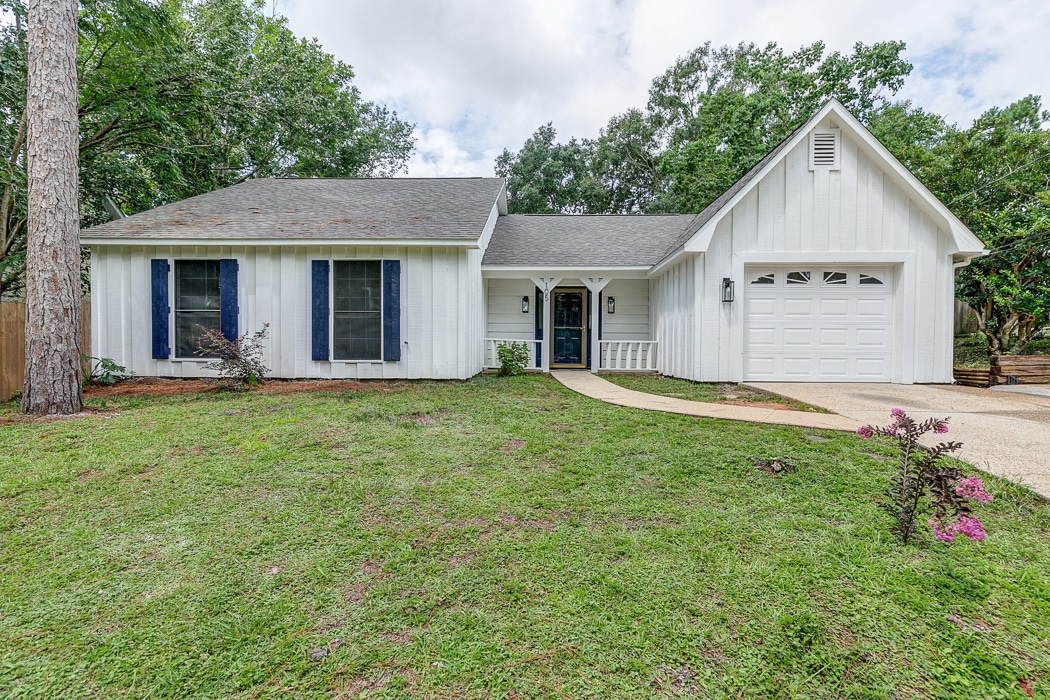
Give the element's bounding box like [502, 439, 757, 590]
[496, 40, 912, 215]
[0, 0, 414, 297]
[928, 97, 1050, 354]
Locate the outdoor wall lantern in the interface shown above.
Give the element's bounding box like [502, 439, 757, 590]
[521, 296, 530, 314]
[607, 296, 616, 314]
[721, 277, 735, 303]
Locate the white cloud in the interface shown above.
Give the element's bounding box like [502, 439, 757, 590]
[283, 0, 1050, 176]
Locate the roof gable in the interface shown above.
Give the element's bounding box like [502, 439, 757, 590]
[655, 100, 985, 270]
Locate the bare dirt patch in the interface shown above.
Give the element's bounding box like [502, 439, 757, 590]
[499, 439, 527, 453]
[0, 405, 112, 425]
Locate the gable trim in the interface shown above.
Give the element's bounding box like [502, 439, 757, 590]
[654, 99, 985, 275]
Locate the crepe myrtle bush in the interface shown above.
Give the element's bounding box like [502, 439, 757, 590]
[858, 409, 992, 545]
[195, 323, 271, 390]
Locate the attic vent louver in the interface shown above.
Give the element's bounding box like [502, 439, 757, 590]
[809, 129, 840, 170]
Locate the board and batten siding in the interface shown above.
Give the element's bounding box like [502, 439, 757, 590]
[89, 244, 485, 380]
[654, 120, 957, 384]
[600, 279, 650, 341]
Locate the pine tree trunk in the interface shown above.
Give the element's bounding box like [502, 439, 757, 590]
[21, 0, 82, 415]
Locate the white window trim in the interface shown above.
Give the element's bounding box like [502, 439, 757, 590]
[329, 257, 384, 363]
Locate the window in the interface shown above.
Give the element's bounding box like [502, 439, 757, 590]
[174, 260, 220, 358]
[333, 260, 381, 360]
[823, 271, 848, 285]
[786, 270, 811, 285]
[859, 273, 884, 285]
[751, 273, 775, 285]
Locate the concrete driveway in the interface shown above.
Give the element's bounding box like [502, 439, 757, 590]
[748, 382, 1050, 500]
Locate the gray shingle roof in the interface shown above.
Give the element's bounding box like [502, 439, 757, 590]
[483, 214, 695, 267]
[81, 177, 506, 241]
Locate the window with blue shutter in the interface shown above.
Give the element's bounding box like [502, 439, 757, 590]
[151, 259, 170, 359]
[219, 259, 239, 341]
[382, 260, 401, 361]
[311, 260, 330, 361]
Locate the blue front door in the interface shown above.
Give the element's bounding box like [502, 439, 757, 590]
[552, 290, 585, 366]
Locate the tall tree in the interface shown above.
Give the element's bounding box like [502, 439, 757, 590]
[931, 97, 1050, 354]
[0, 0, 415, 298]
[22, 0, 83, 414]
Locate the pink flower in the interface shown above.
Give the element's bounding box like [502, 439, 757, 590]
[956, 515, 987, 542]
[890, 408, 906, 420]
[956, 476, 992, 503]
[929, 518, 957, 542]
[856, 425, 874, 438]
[933, 420, 950, 434]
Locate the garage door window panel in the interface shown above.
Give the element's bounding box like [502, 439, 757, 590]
[786, 271, 812, 285]
[822, 271, 848, 286]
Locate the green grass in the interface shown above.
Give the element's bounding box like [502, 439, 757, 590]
[601, 373, 826, 412]
[1, 375, 1048, 699]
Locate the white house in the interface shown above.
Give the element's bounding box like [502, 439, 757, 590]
[82, 100, 986, 384]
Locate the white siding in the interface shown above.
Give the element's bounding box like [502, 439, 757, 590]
[601, 279, 650, 341]
[485, 279, 536, 341]
[90, 244, 484, 380]
[651, 256, 698, 380]
[660, 119, 958, 384]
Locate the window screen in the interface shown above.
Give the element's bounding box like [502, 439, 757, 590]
[333, 260, 381, 360]
[174, 260, 221, 358]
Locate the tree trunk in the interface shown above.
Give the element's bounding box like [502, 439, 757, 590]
[21, 0, 82, 415]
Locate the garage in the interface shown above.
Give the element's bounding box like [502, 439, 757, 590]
[743, 266, 895, 382]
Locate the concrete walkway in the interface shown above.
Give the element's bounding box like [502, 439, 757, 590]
[749, 382, 1050, 499]
[550, 371, 862, 432]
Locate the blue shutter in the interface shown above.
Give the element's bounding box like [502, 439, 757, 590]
[219, 259, 239, 340]
[311, 260, 330, 361]
[150, 259, 170, 359]
[382, 260, 401, 361]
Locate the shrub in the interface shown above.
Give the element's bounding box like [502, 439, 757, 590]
[497, 341, 531, 376]
[858, 409, 992, 545]
[195, 323, 271, 390]
[82, 355, 133, 385]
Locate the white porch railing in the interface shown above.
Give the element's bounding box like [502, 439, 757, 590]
[484, 338, 541, 370]
[600, 340, 658, 371]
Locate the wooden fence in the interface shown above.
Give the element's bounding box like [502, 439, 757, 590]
[954, 299, 978, 334]
[0, 303, 91, 402]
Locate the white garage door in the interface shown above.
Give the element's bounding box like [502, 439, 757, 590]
[744, 267, 894, 382]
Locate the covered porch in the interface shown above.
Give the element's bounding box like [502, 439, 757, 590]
[481, 269, 657, 373]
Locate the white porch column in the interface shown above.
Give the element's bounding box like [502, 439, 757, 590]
[531, 277, 562, 372]
[582, 277, 612, 373]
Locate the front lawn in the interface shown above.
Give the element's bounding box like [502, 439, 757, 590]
[1, 376, 1048, 698]
[602, 373, 826, 412]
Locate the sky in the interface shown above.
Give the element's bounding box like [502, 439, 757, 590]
[281, 0, 1050, 178]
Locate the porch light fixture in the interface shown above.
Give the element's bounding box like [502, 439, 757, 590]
[607, 296, 616, 314]
[521, 296, 530, 314]
[721, 277, 735, 303]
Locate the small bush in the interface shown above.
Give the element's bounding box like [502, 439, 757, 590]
[497, 341, 531, 376]
[858, 409, 992, 545]
[195, 324, 271, 390]
[83, 355, 133, 385]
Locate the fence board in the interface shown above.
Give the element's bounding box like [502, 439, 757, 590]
[0, 303, 90, 402]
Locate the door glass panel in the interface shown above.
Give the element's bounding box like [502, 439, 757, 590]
[822, 271, 848, 285]
[786, 271, 811, 285]
[552, 292, 584, 365]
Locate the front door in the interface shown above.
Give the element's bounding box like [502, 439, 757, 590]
[552, 289, 586, 367]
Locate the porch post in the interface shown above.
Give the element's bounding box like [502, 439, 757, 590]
[530, 277, 562, 373]
[582, 277, 611, 373]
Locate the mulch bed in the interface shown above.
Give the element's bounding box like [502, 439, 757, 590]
[83, 377, 419, 398]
